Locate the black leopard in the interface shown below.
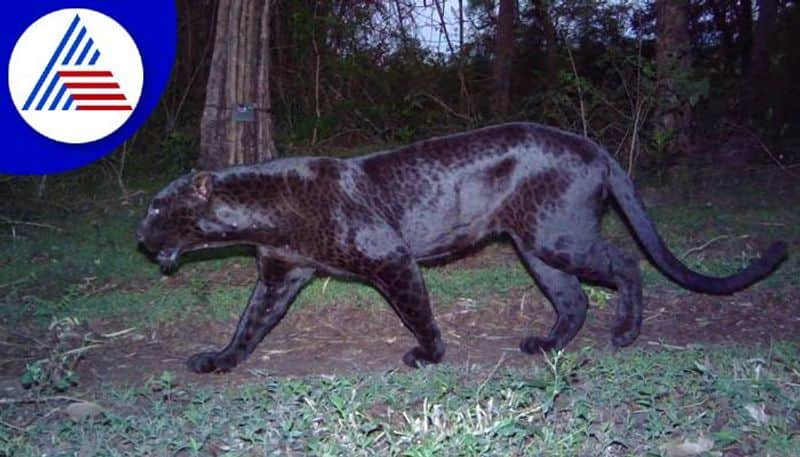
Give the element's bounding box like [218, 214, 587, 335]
[137, 122, 788, 373]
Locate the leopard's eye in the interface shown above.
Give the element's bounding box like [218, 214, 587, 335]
[150, 207, 161, 216]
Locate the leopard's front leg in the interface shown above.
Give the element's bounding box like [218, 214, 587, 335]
[368, 252, 445, 368]
[187, 257, 314, 373]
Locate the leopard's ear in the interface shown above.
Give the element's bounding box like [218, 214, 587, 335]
[191, 172, 215, 201]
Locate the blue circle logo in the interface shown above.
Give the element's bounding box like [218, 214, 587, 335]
[1, 2, 176, 174]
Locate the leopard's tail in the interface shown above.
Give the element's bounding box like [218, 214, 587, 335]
[606, 159, 787, 294]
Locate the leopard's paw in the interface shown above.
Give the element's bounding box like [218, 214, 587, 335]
[519, 336, 559, 354]
[186, 351, 237, 373]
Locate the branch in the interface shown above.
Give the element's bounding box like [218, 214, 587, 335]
[0, 216, 61, 232]
[682, 235, 732, 258]
[415, 91, 473, 122]
[565, 45, 588, 137]
[433, 0, 456, 55]
[0, 395, 87, 405]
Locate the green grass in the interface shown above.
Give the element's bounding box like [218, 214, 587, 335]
[1, 190, 795, 326]
[603, 198, 797, 291]
[3, 263, 535, 326]
[2, 343, 798, 456]
[0, 207, 157, 295]
[0, 173, 797, 455]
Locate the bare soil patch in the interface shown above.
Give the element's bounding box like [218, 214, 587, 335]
[1, 246, 796, 396]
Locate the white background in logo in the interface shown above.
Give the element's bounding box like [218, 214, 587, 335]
[8, 9, 143, 144]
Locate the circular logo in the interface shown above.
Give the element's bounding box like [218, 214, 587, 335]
[8, 8, 143, 144]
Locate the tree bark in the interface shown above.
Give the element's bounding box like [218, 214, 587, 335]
[738, 0, 753, 77]
[749, 0, 777, 115]
[492, 0, 516, 118]
[199, 0, 277, 170]
[533, 0, 558, 82]
[710, 0, 735, 75]
[655, 0, 692, 153]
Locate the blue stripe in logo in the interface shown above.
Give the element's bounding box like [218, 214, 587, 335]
[89, 49, 100, 65]
[35, 72, 61, 111]
[49, 84, 67, 110]
[22, 14, 80, 111]
[75, 37, 94, 65]
[61, 26, 86, 65]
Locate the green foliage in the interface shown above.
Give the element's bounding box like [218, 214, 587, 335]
[3, 344, 799, 455]
[650, 127, 675, 163]
[581, 285, 613, 308]
[18, 318, 89, 393]
[20, 360, 77, 393]
[159, 130, 198, 175]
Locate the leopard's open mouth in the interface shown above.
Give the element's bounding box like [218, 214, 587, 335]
[157, 248, 181, 273]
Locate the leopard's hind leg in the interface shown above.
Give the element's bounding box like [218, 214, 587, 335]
[503, 181, 643, 349]
[512, 246, 588, 353]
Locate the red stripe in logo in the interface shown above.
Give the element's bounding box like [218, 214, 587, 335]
[58, 70, 113, 77]
[72, 94, 128, 101]
[64, 82, 120, 89]
[59, 70, 132, 111]
[76, 105, 132, 111]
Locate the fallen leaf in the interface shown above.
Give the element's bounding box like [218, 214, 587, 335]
[63, 401, 103, 422]
[662, 435, 714, 457]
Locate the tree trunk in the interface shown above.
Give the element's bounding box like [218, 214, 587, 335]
[749, 0, 777, 115]
[492, 0, 515, 118]
[738, 0, 753, 77]
[655, 0, 692, 154]
[533, 0, 558, 82]
[710, 0, 735, 75]
[199, 0, 277, 170]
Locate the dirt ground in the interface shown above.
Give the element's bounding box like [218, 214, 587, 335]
[1, 245, 797, 396]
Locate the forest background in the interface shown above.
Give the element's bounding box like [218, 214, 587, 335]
[4, 0, 798, 196]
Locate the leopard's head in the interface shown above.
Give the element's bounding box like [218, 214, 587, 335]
[137, 171, 217, 272]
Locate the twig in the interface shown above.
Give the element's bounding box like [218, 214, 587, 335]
[644, 308, 666, 323]
[163, 28, 214, 134]
[682, 235, 729, 258]
[432, 0, 473, 117]
[0, 395, 86, 405]
[0, 216, 61, 232]
[392, 0, 411, 51]
[476, 352, 507, 398]
[433, 0, 456, 55]
[646, 341, 690, 350]
[0, 276, 31, 289]
[565, 44, 588, 137]
[0, 419, 26, 432]
[311, 36, 321, 146]
[754, 136, 787, 170]
[43, 344, 104, 362]
[734, 124, 799, 176]
[415, 92, 472, 122]
[100, 327, 137, 339]
[120, 189, 145, 204]
[627, 15, 646, 174]
[19, 406, 62, 430]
